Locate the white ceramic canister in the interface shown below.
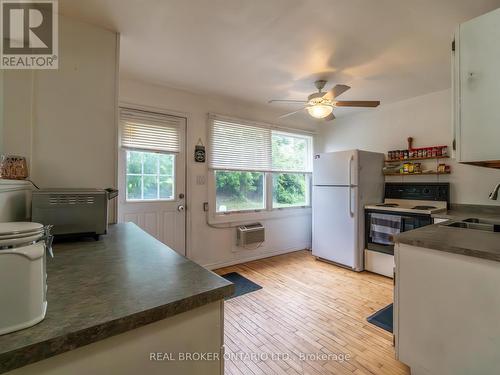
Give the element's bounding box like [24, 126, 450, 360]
[0, 222, 53, 335]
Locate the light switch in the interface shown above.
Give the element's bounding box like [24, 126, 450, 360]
[196, 175, 206, 185]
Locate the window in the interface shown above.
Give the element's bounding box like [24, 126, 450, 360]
[120, 107, 181, 202]
[215, 171, 264, 212]
[272, 173, 310, 208]
[126, 151, 175, 201]
[209, 115, 313, 213]
[271, 131, 312, 209]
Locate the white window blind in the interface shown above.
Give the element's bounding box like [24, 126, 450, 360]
[120, 108, 181, 153]
[209, 118, 272, 171]
[208, 116, 313, 173]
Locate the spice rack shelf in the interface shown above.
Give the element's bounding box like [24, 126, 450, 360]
[384, 155, 449, 163]
[383, 171, 451, 176]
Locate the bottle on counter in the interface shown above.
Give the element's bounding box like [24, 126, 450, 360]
[414, 162, 422, 173]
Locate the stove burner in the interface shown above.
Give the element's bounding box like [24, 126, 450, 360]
[376, 203, 399, 207]
[412, 205, 437, 210]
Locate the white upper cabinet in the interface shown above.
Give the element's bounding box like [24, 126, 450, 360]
[454, 8, 500, 165]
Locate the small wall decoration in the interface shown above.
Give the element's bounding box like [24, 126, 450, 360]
[194, 139, 206, 163]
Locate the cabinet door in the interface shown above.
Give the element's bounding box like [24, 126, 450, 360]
[459, 8, 500, 162]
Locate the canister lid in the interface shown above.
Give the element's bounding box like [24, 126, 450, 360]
[0, 222, 44, 238]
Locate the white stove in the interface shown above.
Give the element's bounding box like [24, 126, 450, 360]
[364, 183, 450, 278]
[364, 199, 447, 215]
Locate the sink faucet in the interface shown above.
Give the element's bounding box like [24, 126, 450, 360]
[489, 183, 500, 200]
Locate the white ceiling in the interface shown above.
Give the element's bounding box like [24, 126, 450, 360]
[60, 0, 500, 118]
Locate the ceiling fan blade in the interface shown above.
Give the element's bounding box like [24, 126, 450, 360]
[278, 107, 307, 119]
[323, 113, 336, 121]
[323, 84, 351, 100]
[268, 99, 308, 104]
[335, 100, 380, 107]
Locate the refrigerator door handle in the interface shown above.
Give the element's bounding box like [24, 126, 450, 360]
[348, 155, 354, 217]
[348, 155, 353, 186]
[349, 187, 355, 218]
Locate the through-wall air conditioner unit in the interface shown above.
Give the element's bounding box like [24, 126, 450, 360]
[237, 223, 265, 247]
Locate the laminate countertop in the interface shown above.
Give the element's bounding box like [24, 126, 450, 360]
[396, 204, 500, 263]
[431, 204, 500, 221]
[0, 223, 233, 374]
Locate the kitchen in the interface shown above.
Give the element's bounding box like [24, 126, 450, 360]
[1, 1, 500, 375]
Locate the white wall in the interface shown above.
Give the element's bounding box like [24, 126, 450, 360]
[0, 71, 3, 154]
[2, 16, 118, 189]
[120, 78, 317, 268]
[318, 89, 500, 206]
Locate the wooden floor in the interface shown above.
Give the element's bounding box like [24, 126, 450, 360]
[215, 250, 410, 375]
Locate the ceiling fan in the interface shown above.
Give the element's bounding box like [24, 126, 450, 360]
[268, 80, 380, 121]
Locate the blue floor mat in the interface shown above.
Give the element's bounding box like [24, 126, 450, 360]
[221, 272, 262, 300]
[367, 303, 393, 333]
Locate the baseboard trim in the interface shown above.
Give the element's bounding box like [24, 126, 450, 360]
[203, 245, 311, 270]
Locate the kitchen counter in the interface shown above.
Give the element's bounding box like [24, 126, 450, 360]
[0, 223, 233, 374]
[395, 203, 500, 262]
[431, 203, 500, 221]
[395, 220, 500, 263]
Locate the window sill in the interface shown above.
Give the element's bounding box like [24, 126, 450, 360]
[207, 206, 311, 225]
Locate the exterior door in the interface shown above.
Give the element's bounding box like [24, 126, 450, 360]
[118, 115, 186, 256]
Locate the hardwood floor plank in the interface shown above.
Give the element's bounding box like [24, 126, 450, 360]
[217, 250, 409, 375]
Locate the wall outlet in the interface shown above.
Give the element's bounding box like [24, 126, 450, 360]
[203, 202, 209, 212]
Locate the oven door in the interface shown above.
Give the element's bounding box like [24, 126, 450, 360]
[365, 210, 432, 255]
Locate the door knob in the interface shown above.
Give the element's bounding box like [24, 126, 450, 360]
[177, 205, 185, 212]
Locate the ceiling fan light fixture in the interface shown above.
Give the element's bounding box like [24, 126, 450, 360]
[307, 104, 333, 119]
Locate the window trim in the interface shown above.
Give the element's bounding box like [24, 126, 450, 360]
[208, 169, 313, 223]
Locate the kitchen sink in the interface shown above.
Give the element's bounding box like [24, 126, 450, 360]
[444, 220, 500, 232]
[463, 218, 500, 225]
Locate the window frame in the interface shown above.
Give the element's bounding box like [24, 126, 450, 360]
[208, 171, 312, 224]
[124, 149, 177, 203]
[207, 117, 314, 224]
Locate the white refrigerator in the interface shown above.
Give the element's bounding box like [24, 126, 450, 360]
[312, 150, 385, 271]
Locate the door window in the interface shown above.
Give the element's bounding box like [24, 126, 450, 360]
[125, 150, 175, 201]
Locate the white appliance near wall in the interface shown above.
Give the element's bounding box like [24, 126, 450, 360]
[312, 150, 385, 271]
